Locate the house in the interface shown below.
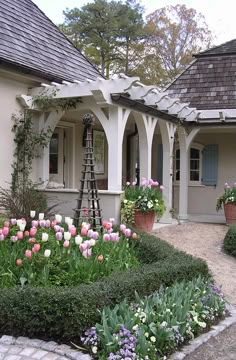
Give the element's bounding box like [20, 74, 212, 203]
[1, 0, 235, 224]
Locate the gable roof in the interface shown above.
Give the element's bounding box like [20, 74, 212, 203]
[0, 0, 102, 82]
[166, 40, 236, 110]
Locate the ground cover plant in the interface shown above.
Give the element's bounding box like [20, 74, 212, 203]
[0, 215, 139, 287]
[81, 277, 226, 359]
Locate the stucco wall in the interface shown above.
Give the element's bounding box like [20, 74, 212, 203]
[174, 131, 236, 217]
[0, 74, 31, 188]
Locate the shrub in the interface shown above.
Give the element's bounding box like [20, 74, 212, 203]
[223, 224, 236, 257]
[0, 236, 209, 342]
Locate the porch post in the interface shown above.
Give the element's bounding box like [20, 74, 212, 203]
[178, 126, 200, 221]
[135, 114, 157, 182]
[159, 120, 176, 223]
[106, 106, 130, 191]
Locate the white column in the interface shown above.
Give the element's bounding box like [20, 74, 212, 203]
[159, 120, 176, 223]
[106, 106, 130, 191]
[178, 127, 200, 221]
[135, 113, 157, 182]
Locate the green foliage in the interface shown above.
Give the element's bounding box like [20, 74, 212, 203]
[89, 277, 225, 359]
[0, 231, 209, 342]
[216, 183, 236, 211]
[121, 180, 166, 225]
[0, 223, 139, 288]
[223, 224, 236, 257]
[60, 0, 147, 77]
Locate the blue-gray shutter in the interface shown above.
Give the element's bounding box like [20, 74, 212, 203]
[202, 144, 218, 185]
[157, 143, 163, 184]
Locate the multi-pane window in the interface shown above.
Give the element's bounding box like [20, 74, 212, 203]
[49, 133, 59, 174]
[190, 148, 200, 181]
[175, 144, 202, 184]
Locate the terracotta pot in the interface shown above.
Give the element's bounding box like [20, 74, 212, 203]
[224, 203, 236, 225]
[133, 209, 155, 232]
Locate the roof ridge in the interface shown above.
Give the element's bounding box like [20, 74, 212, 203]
[194, 38, 236, 57]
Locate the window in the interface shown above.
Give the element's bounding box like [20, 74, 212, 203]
[174, 143, 203, 185]
[49, 133, 59, 174]
[174, 143, 218, 186]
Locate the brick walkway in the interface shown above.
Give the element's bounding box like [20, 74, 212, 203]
[0, 336, 91, 360]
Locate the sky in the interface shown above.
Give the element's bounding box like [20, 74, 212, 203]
[33, 0, 236, 46]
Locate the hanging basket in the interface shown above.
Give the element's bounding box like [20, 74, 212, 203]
[224, 203, 236, 225]
[133, 209, 155, 232]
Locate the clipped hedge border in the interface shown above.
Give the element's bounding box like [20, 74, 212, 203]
[0, 232, 209, 342]
[223, 224, 236, 257]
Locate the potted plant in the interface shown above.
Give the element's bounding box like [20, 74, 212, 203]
[216, 182, 236, 224]
[121, 178, 166, 231]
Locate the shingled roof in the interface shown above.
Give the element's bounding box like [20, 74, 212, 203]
[0, 0, 102, 82]
[166, 39, 236, 110]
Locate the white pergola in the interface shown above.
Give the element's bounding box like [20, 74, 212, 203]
[19, 74, 236, 222]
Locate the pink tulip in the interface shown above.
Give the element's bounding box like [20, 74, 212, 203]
[24, 231, 29, 237]
[149, 179, 154, 185]
[82, 248, 92, 258]
[0, 234, 4, 241]
[87, 229, 93, 238]
[126, 181, 130, 186]
[28, 237, 36, 244]
[92, 231, 99, 240]
[109, 218, 115, 224]
[2, 227, 9, 236]
[132, 181, 136, 186]
[25, 250, 32, 259]
[81, 227, 87, 236]
[30, 227, 37, 236]
[120, 224, 126, 231]
[16, 259, 22, 266]
[160, 185, 164, 190]
[32, 220, 38, 227]
[125, 228, 131, 237]
[105, 222, 112, 230]
[32, 244, 40, 252]
[56, 232, 63, 240]
[51, 220, 57, 228]
[0, 229, 2, 235]
[102, 220, 108, 227]
[103, 233, 110, 242]
[11, 218, 17, 225]
[63, 240, 70, 248]
[132, 232, 138, 239]
[39, 220, 46, 227]
[4, 221, 9, 227]
[11, 236, 18, 242]
[69, 227, 77, 236]
[54, 225, 60, 232]
[110, 232, 119, 242]
[45, 220, 51, 227]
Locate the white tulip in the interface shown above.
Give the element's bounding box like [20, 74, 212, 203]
[30, 210, 36, 218]
[19, 223, 26, 231]
[17, 219, 22, 227]
[89, 239, 96, 247]
[64, 231, 71, 241]
[44, 249, 51, 257]
[75, 235, 82, 245]
[65, 217, 70, 224]
[55, 214, 62, 223]
[39, 213, 44, 220]
[42, 232, 49, 242]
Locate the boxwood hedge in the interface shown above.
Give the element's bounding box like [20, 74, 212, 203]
[223, 224, 236, 257]
[0, 231, 209, 342]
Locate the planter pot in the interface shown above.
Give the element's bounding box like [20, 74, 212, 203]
[133, 209, 155, 232]
[224, 203, 236, 225]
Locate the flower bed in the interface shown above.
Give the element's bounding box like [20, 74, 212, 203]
[81, 277, 226, 359]
[0, 217, 209, 343]
[0, 216, 139, 287]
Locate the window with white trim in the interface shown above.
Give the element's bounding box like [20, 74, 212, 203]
[174, 143, 203, 185]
